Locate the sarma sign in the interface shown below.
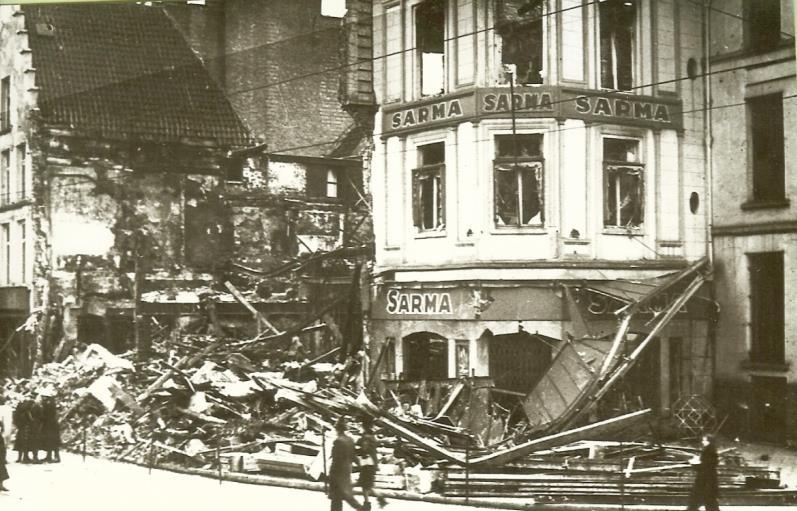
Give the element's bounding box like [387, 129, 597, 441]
[382, 86, 683, 135]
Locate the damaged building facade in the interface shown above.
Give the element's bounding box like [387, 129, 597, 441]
[709, 0, 797, 446]
[368, 0, 714, 421]
[0, 1, 375, 377]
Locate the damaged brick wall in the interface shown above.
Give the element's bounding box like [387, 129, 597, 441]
[31, 128, 234, 359]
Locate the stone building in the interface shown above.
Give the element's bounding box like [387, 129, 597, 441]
[367, 0, 714, 419]
[0, 1, 375, 376]
[709, 0, 796, 445]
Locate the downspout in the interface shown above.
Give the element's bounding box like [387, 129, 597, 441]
[702, 0, 718, 400]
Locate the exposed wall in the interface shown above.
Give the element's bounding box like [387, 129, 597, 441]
[223, 0, 355, 155]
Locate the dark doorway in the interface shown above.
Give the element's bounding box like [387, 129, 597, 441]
[751, 376, 787, 444]
[489, 331, 552, 394]
[402, 331, 448, 380]
[624, 336, 661, 410]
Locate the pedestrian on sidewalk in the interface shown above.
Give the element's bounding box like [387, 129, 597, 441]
[12, 394, 34, 463]
[328, 416, 364, 511]
[687, 433, 720, 511]
[357, 417, 387, 510]
[0, 419, 10, 491]
[39, 389, 61, 463]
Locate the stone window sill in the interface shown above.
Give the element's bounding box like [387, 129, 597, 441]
[740, 360, 790, 372]
[741, 199, 790, 211]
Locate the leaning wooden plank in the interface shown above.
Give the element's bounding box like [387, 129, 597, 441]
[469, 409, 651, 467]
[224, 281, 281, 335]
[137, 338, 225, 402]
[354, 393, 465, 465]
[433, 381, 464, 421]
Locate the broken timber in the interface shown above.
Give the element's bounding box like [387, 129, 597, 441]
[224, 281, 281, 335]
[469, 409, 651, 467]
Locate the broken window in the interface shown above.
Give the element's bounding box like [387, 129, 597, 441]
[497, 0, 544, 85]
[599, 0, 636, 91]
[455, 339, 470, 378]
[748, 94, 785, 202]
[749, 252, 785, 365]
[412, 142, 446, 232]
[746, 0, 781, 52]
[603, 137, 643, 229]
[382, 337, 396, 379]
[0, 76, 9, 132]
[493, 134, 544, 227]
[416, 0, 446, 96]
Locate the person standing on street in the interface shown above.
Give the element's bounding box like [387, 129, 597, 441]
[328, 416, 364, 511]
[39, 390, 61, 463]
[0, 420, 9, 491]
[12, 397, 32, 463]
[687, 433, 720, 511]
[357, 417, 387, 510]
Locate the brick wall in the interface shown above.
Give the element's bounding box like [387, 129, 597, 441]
[223, 0, 355, 156]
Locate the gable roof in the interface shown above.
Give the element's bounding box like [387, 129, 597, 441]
[24, 4, 250, 147]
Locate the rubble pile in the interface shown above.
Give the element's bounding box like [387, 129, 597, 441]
[2, 326, 795, 505]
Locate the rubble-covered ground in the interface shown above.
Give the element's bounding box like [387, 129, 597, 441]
[1, 333, 795, 506]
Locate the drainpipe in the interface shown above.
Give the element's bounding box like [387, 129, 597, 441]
[702, 0, 718, 402]
[703, 0, 714, 268]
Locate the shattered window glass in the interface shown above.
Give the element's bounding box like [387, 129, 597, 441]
[413, 142, 446, 232]
[497, 0, 544, 85]
[416, 0, 446, 96]
[599, 0, 636, 91]
[603, 138, 644, 228]
[493, 134, 544, 227]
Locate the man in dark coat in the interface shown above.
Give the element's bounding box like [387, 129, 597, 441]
[39, 393, 61, 463]
[687, 434, 720, 511]
[328, 416, 364, 511]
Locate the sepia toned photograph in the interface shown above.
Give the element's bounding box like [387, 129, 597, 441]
[0, 1, 795, 510]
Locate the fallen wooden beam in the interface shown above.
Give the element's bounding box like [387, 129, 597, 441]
[354, 393, 465, 465]
[177, 407, 228, 424]
[469, 409, 651, 467]
[224, 281, 281, 335]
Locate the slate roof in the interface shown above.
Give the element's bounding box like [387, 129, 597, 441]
[24, 4, 251, 147]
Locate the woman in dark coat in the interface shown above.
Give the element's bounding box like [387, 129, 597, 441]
[687, 434, 720, 511]
[0, 420, 9, 491]
[12, 399, 33, 463]
[39, 395, 61, 463]
[357, 418, 386, 510]
[328, 417, 364, 511]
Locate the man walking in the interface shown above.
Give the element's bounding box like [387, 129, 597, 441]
[328, 416, 364, 511]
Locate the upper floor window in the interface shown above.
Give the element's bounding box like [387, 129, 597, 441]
[16, 143, 26, 200]
[307, 166, 346, 200]
[1, 223, 9, 285]
[493, 134, 544, 227]
[0, 150, 9, 207]
[0, 76, 10, 132]
[325, 169, 339, 198]
[603, 137, 644, 229]
[745, 0, 781, 52]
[748, 94, 785, 203]
[748, 252, 785, 365]
[599, 0, 636, 91]
[17, 219, 26, 284]
[497, 0, 544, 85]
[416, 0, 446, 97]
[412, 142, 446, 232]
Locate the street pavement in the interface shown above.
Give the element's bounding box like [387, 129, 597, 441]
[1, 452, 795, 511]
[0, 453, 479, 511]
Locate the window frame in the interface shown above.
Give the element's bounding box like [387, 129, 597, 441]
[492, 133, 546, 229]
[601, 136, 645, 233]
[0, 76, 10, 133]
[1, 222, 10, 285]
[414, 0, 447, 98]
[747, 251, 785, 366]
[411, 141, 447, 236]
[744, 0, 782, 53]
[745, 93, 786, 207]
[17, 219, 25, 284]
[495, 0, 547, 86]
[0, 150, 9, 208]
[15, 142, 26, 202]
[597, 0, 639, 92]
